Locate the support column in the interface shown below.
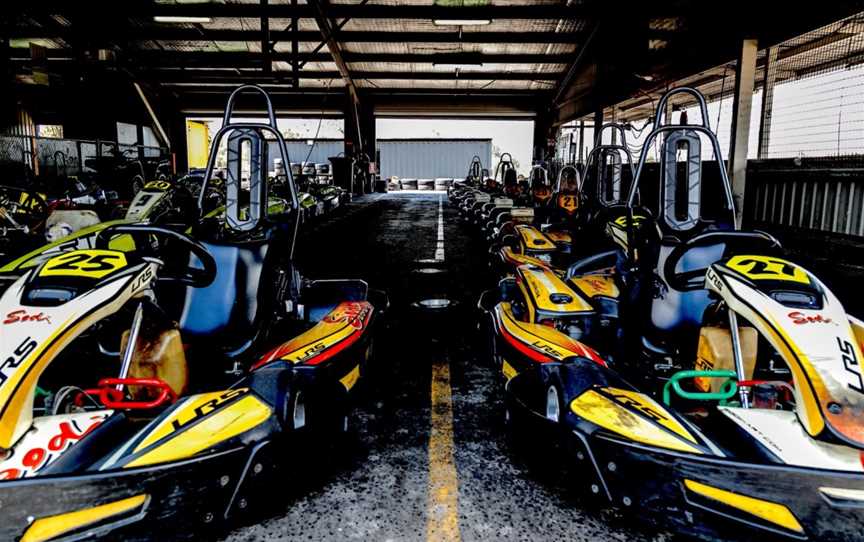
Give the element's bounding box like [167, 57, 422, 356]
[577, 120, 585, 164]
[728, 38, 758, 227]
[532, 112, 553, 163]
[344, 91, 361, 158]
[593, 109, 603, 141]
[344, 91, 375, 193]
[758, 46, 778, 160]
[358, 104, 375, 161]
[169, 112, 188, 175]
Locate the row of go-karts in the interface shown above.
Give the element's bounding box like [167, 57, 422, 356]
[451, 87, 864, 541]
[0, 85, 385, 540]
[1, 144, 347, 269]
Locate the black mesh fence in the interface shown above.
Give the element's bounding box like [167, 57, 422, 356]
[0, 134, 168, 180]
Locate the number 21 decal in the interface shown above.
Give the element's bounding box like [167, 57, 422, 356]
[558, 194, 578, 213]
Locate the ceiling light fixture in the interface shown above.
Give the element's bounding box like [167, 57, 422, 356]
[432, 19, 492, 26]
[433, 63, 483, 69]
[153, 15, 212, 23]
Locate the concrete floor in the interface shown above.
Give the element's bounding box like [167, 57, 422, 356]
[221, 193, 667, 542]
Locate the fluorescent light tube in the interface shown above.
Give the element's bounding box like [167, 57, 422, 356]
[153, 16, 212, 23]
[433, 19, 492, 26]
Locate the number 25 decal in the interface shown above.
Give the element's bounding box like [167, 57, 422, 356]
[39, 250, 128, 279]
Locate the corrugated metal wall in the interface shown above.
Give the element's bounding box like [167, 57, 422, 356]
[378, 139, 492, 179]
[267, 138, 492, 179]
[268, 139, 344, 169]
[746, 159, 864, 236]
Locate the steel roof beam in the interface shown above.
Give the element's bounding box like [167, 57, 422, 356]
[10, 28, 590, 44]
[8, 49, 575, 66]
[306, 0, 359, 105]
[174, 87, 543, 97]
[17, 4, 590, 20]
[142, 70, 561, 82]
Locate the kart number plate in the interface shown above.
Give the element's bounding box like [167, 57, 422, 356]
[725, 255, 810, 285]
[143, 180, 172, 192]
[39, 250, 128, 280]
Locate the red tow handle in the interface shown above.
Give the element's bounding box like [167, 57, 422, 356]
[79, 378, 177, 410]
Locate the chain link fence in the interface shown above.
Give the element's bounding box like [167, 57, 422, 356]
[0, 134, 168, 180]
[556, 10, 864, 237]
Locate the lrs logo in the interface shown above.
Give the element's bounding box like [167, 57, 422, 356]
[788, 311, 832, 325]
[3, 310, 51, 325]
[0, 337, 38, 385]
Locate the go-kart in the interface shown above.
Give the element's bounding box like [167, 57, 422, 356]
[527, 164, 553, 208]
[0, 185, 51, 261]
[121, 174, 223, 224]
[0, 85, 384, 541]
[0, 174, 224, 287]
[297, 190, 322, 223]
[462, 153, 520, 230]
[487, 165, 582, 276]
[448, 155, 485, 200]
[83, 147, 148, 199]
[490, 124, 637, 277]
[0, 151, 120, 263]
[480, 87, 864, 541]
[480, 164, 555, 245]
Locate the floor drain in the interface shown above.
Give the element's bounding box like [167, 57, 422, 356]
[413, 298, 454, 310]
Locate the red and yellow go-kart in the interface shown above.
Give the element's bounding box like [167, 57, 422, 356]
[479, 88, 864, 541]
[0, 85, 387, 541]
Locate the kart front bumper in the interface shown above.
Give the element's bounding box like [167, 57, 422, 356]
[0, 440, 281, 541]
[566, 427, 864, 541]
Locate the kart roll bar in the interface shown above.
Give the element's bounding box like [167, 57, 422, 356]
[626, 87, 735, 219]
[554, 164, 581, 192]
[583, 123, 636, 207]
[494, 152, 515, 184]
[468, 156, 483, 180]
[593, 123, 630, 147]
[529, 164, 549, 185]
[198, 85, 300, 248]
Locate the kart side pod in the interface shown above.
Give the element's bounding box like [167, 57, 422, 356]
[530, 359, 864, 541]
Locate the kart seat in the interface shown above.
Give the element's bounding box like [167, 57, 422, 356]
[640, 228, 779, 356]
[648, 240, 725, 339]
[178, 239, 273, 357]
[503, 168, 518, 188]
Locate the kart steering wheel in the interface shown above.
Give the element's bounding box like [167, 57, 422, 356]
[95, 224, 217, 287]
[662, 230, 781, 292]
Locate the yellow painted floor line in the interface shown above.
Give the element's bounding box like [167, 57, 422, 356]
[427, 360, 461, 542]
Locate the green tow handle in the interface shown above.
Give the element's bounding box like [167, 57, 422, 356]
[662, 370, 738, 406]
